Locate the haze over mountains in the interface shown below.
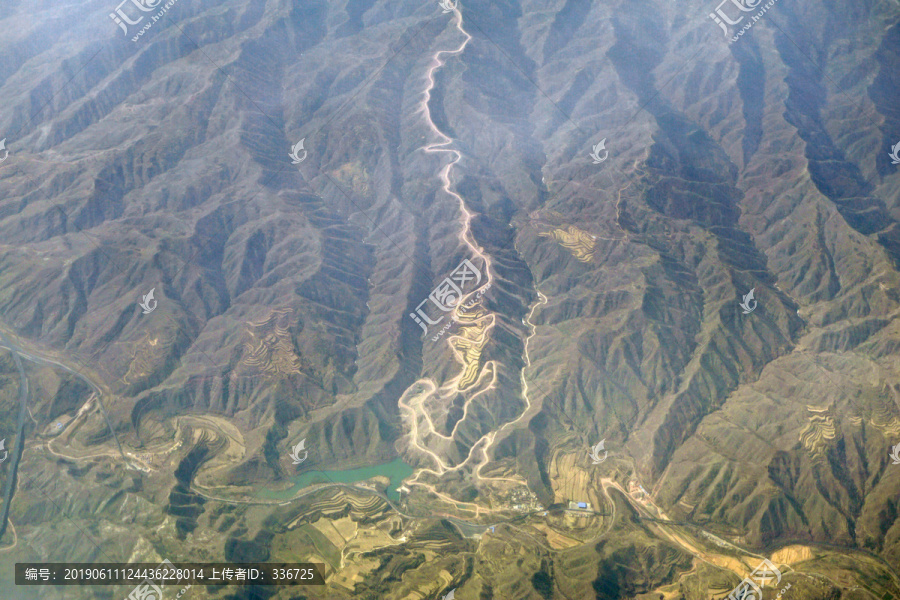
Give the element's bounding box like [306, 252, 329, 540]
[1, 0, 900, 598]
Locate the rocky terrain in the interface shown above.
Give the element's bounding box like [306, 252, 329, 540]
[1, 0, 900, 598]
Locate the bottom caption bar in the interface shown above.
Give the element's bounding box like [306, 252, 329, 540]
[16, 562, 326, 585]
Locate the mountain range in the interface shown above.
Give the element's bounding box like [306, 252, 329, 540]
[1, 0, 900, 598]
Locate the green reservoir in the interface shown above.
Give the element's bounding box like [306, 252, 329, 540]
[257, 458, 414, 502]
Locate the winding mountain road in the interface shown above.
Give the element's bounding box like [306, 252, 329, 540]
[0, 330, 29, 545]
[400, 0, 541, 496]
[0, 332, 127, 465]
[0, 326, 129, 547]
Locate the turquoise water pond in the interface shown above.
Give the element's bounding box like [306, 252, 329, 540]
[257, 458, 414, 502]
